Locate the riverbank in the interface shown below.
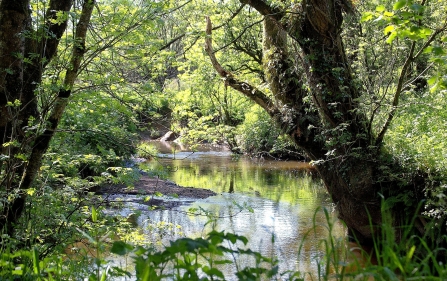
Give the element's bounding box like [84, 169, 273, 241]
[97, 175, 217, 208]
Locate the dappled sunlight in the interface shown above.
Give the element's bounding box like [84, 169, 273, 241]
[115, 142, 347, 277]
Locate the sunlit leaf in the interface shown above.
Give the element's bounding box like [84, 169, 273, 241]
[154, 191, 163, 197]
[26, 189, 36, 196]
[91, 206, 97, 222]
[376, 5, 386, 12]
[393, 0, 406, 10]
[386, 32, 398, 44]
[384, 25, 395, 35]
[360, 12, 374, 22]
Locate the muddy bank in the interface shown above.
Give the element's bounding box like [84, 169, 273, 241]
[97, 175, 217, 209]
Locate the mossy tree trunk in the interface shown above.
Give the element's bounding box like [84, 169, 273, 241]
[205, 0, 438, 245]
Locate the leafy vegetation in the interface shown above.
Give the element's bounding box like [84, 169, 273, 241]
[1, 0, 447, 279]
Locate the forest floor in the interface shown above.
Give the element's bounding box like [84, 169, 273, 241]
[98, 175, 217, 209]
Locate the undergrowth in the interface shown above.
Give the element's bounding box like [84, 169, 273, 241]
[2, 205, 447, 280]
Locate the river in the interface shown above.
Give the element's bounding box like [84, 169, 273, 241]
[110, 141, 347, 279]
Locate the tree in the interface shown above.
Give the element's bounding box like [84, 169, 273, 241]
[205, 0, 447, 247]
[0, 0, 97, 238]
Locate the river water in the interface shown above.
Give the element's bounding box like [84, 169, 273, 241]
[112, 141, 346, 279]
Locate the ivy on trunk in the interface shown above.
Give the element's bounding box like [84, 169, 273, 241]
[205, 0, 444, 246]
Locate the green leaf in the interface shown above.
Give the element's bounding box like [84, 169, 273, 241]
[431, 46, 446, 56]
[393, 0, 406, 10]
[111, 241, 133, 255]
[32, 248, 40, 275]
[384, 25, 395, 35]
[406, 245, 416, 262]
[100, 268, 108, 281]
[386, 32, 398, 44]
[91, 206, 97, 222]
[154, 191, 163, 197]
[15, 153, 27, 161]
[376, 5, 386, 12]
[419, 27, 433, 38]
[427, 76, 438, 85]
[202, 267, 224, 278]
[360, 12, 374, 22]
[410, 3, 424, 12]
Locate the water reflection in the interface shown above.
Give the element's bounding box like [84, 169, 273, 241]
[122, 141, 346, 278]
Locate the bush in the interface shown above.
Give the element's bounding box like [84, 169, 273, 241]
[136, 142, 159, 159]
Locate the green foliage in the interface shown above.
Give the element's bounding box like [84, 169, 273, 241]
[54, 89, 137, 158]
[136, 142, 159, 159]
[362, 1, 434, 44]
[111, 230, 281, 280]
[385, 89, 447, 175]
[44, 79, 145, 183]
[169, 62, 247, 147]
[348, 202, 447, 280]
[3, 0, 447, 280]
[3, 203, 447, 280]
[0, 248, 70, 280]
[384, 88, 447, 220]
[0, 206, 139, 281]
[236, 105, 300, 158]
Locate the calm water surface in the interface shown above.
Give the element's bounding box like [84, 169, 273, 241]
[112, 141, 346, 279]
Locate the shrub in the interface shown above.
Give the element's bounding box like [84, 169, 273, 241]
[136, 142, 159, 159]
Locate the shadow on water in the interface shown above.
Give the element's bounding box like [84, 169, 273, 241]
[111, 141, 347, 278]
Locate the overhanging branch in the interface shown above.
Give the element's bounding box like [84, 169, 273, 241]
[204, 16, 277, 116]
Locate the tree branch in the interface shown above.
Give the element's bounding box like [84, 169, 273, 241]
[213, 3, 247, 30]
[40, 0, 75, 68]
[21, 0, 96, 190]
[204, 16, 277, 116]
[159, 33, 186, 51]
[375, 15, 447, 147]
[160, 4, 247, 53]
[375, 42, 415, 147]
[238, 0, 299, 40]
[213, 18, 263, 55]
[239, 0, 282, 21]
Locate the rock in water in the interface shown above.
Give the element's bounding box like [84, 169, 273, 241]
[160, 131, 177, 142]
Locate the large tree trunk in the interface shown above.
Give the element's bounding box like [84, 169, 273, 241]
[0, 0, 35, 237]
[206, 0, 434, 245]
